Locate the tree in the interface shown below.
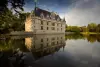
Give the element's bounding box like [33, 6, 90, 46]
[0, 8, 30, 33]
[87, 23, 97, 32]
[17, 12, 30, 31]
[0, 0, 24, 13]
[0, 8, 15, 33]
[80, 26, 88, 32]
[65, 26, 72, 32]
[66, 26, 80, 33]
[0, 0, 25, 33]
[96, 24, 100, 32]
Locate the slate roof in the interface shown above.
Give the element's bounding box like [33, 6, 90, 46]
[34, 7, 62, 21]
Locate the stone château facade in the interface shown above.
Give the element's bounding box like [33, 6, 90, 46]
[25, 7, 66, 34]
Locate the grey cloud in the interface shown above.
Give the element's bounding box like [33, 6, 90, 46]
[65, 0, 100, 26]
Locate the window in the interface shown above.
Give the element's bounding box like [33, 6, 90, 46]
[61, 41, 62, 44]
[61, 24, 62, 27]
[40, 44, 43, 48]
[41, 39, 43, 42]
[41, 26, 43, 30]
[57, 41, 58, 44]
[51, 27, 55, 30]
[57, 18, 60, 21]
[52, 37, 55, 40]
[41, 21, 43, 25]
[47, 15, 50, 19]
[47, 43, 49, 46]
[52, 23, 55, 26]
[47, 22, 49, 25]
[51, 42, 55, 45]
[47, 38, 48, 41]
[33, 45, 35, 48]
[40, 13, 44, 18]
[61, 28, 62, 31]
[47, 27, 49, 30]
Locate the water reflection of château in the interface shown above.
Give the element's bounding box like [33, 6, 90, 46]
[25, 34, 66, 59]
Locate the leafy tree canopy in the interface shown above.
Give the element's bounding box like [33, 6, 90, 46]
[0, 0, 25, 13]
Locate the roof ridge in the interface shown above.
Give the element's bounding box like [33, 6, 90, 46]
[35, 7, 51, 13]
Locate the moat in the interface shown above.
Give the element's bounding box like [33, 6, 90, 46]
[0, 34, 100, 67]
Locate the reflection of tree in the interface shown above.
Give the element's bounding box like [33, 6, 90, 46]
[87, 23, 97, 32]
[86, 34, 100, 43]
[87, 35, 97, 43]
[97, 38, 100, 42]
[65, 34, 84, 40]
[96, 24, 100, 32]
[0, 38, 27, 51]
[65, 34, 100, 43]
[0, 39, 13, 51]
[97, 35, 100, 42]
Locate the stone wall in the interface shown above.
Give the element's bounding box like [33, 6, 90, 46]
[25, 15, 66, 34]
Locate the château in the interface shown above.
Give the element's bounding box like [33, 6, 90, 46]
[25, 7, 66, 34]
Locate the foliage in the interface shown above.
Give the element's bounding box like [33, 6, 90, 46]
[87, 23, 97, 32]
[0, 8, 30, 34]
[96, 24, 100, 32]
[66, 23, 100, 33]
[66, 26, 81, 33]
[0, 38, 26, 51]
[0, 0, 24, 13]
[65, 34, 100, 43]
[0, 9, 16, 33]
[65, 34, 85, 40]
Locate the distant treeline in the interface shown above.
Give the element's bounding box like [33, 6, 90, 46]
[66, 23, 100, 33]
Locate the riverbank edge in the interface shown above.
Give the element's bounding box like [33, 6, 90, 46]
[80, 32, 100, 35]
[0, 32, 100, 37]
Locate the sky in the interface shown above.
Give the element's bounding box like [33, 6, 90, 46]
[24, 0, 100, 26]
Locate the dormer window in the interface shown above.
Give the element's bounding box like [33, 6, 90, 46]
[49, 15, 52, 19]
[57, 18, 60, 21]
[40, 12, 44, 18]
[46, 15, 50, 19]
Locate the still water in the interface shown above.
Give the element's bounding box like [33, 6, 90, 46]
[0, 34, 100, 67]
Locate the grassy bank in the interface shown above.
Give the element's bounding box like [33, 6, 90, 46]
[80, 32, 100, 35]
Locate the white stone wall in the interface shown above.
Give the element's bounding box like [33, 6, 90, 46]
[25, 15, 33, 32]
[25, 16, 66, 34]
